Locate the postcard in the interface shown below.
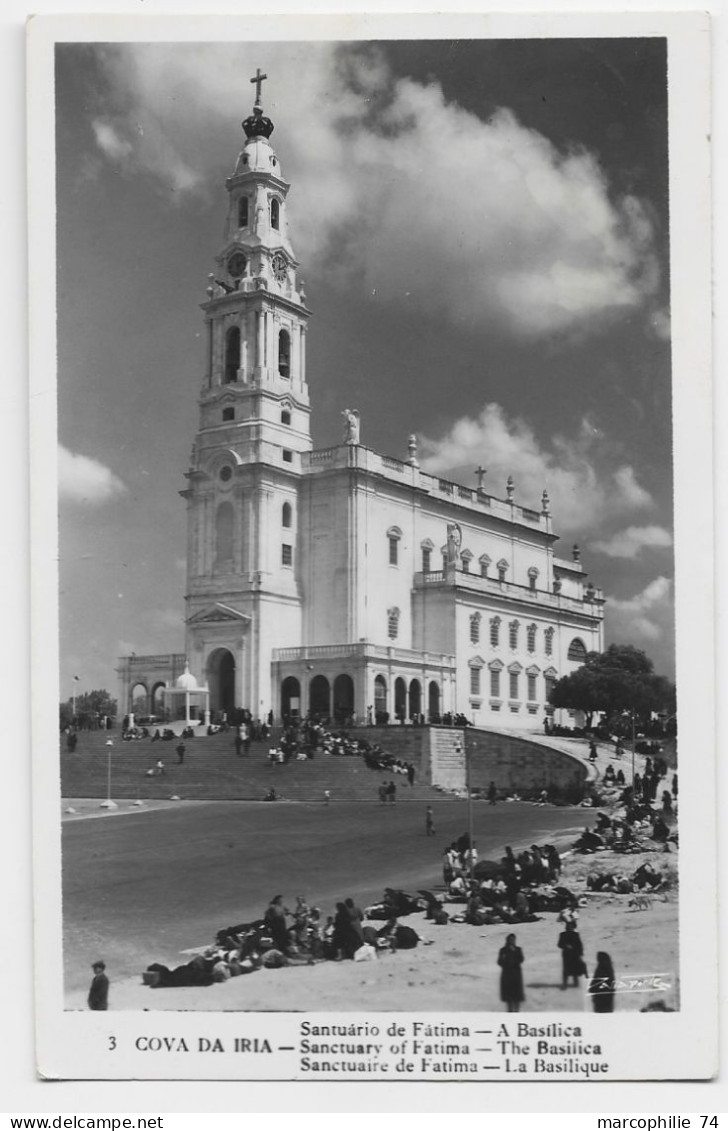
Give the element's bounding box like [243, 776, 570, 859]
[28, 10, 715, 1082]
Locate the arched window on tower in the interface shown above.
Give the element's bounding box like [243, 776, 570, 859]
[278, 330, 291, 378]
[215, 502, 234, 566]
[270, 197, 280, 230]
[238, 196, 249, 228]
[224, 327, 240, 384]
[282, 502, 292, 529]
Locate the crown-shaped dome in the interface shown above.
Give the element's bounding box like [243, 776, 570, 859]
[243, 106, 274, 139]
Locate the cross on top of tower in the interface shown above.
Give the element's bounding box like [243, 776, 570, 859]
[242, 68, 274, 140]
[250, 67, 267, 106]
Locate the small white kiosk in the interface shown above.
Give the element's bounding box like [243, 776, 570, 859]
[163, 662, 211, 726]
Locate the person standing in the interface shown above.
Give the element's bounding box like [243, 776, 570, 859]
[323, 789, 330, 806]
[388, 780, 397, 805]
[498, 934, 525, 1012]
[234, 731, 243, 757]
[425, 805, 435, 837]
[176, 741, 185, 764]
[264, 895, 290, 954]
[588, 952, 616, 1013]
[487, 780, 497, 805]
[558, 920, 585, 990]
[407, 763, 415, 788]
[87, 961, 109, 1010]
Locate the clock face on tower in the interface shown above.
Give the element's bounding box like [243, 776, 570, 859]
[227, 252, 247, 279]
[271, 253, 288, 283]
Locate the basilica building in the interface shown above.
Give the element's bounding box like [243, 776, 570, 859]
[118, 78, 604, 732]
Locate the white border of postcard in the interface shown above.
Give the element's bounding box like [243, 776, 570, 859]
[27, 7, 715, 1090]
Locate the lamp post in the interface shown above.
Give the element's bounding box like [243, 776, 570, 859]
[465, 735, 475, 886]
[100, 740, 117, 810]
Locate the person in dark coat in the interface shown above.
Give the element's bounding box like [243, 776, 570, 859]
[558, 921, 585, 989]
[345, 897, 365, 947]
[333, 901, 361, 959]
[176, 741, 185, 764]
[588, 952, 616, 1012]
[87, 961, 109, 1010]
[498, 934, 525, 1012]
[264, 895, 290, 953]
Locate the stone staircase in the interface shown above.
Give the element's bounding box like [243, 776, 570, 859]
[59, 728, 443, 803]
[428, 727, 467, 791]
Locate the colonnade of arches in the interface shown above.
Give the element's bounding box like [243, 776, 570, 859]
[280, 672, 442, 724]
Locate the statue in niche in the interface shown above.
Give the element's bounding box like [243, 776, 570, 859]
[342, 408, 360, 445]
[446, 522, 463, 565]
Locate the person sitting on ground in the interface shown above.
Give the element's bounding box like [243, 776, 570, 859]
[652, 815, 670, 842]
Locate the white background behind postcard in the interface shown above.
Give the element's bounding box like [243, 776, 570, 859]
[5, 0, 727, 1115]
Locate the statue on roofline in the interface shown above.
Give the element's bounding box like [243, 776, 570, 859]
[342, 408, 360, 445]
[446, 522, 463, 566]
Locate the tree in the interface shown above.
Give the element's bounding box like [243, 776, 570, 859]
[59, 689, 118, 731]
[548, 644, 675, 729]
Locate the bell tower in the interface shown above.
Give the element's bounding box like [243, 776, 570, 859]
[182, 71, 310, 720]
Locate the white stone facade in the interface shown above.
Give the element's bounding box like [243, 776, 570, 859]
[118, 89, 604, 730]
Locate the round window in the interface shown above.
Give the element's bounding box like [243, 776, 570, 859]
[219, 466, 233, 482]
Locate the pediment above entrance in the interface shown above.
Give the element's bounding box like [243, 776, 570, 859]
[187, 602, 252, 625]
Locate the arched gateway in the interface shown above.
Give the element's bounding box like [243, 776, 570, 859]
[207, 647, 236, 718]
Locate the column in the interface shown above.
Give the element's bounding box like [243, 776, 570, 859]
[238, 634, 246, 714]
[267, 311, 275, 374]
[256, 308, 264, 372]
[300, 326, 306, 385]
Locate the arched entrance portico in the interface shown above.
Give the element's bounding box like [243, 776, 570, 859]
[394, 677, 407, 723]
[374, 674, 387, 723]
[281, 676, 301, 720]
[309, 674, 330, 719]
[207, 647, 236, 719]
[151, 682, 166, 718]
[130, 682, 148, 717]
[428, 680, 441, 722]
[409, 678, 421, 720]
[333, 674, 354, 724]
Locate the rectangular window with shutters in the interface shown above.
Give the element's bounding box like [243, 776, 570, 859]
[490, 669, 500, 698]
[509, 671, 519, 699]
[470, 667, 481, 696]
[527, 674, 537, 701]
[281, 544, 293, 567]
[422, 548, 431, 573]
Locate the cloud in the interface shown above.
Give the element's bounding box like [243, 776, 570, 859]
[88, 43, 661, 337]
[92, 111, 203, 198]
[92, 119, 133, 162]
[418, 403, 653, 534]
[591, 525, 673, 559]
[606, 576, 672, 642]
[58, 444, 126, 504]
[648, 308, 671, 341]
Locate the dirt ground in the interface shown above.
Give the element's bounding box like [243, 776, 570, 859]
[64, 811, 678, 1014]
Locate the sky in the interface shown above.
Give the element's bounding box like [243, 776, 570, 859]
[55, 37, 675, 698]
